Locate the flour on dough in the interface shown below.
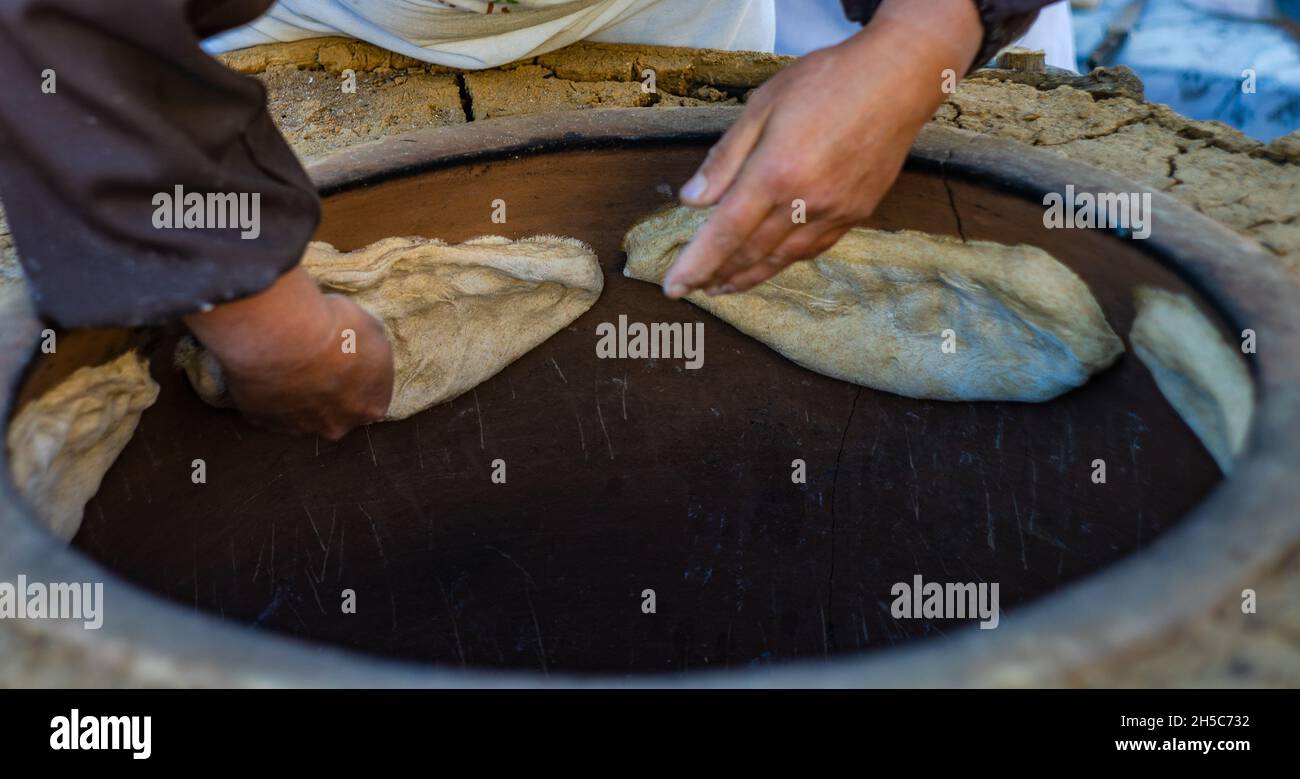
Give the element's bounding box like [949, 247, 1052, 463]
[1130, 287, 1253, 473]
[177, 234, 603, 420]
[623, 206, 1123, 402]
[6, 351, 159, 541]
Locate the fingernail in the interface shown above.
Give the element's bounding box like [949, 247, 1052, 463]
[705, 285, 724, 296]
[664, 281, 689, 298]
[680, 173, 708, 202]
[719, 283, 737, 294]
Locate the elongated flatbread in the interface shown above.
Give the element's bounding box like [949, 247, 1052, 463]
[1130, 287, 1253, 472]
[623, 206, 1123, 402]
[6, 351, 159, 541]
[178, 234, 603, 420]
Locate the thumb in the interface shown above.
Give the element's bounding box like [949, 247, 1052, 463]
[679, 102, 771, 207]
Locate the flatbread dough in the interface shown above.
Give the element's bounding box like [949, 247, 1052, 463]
[623, 206, 1123, 402]
[177, 234, 603, 420]
[1130, 287, 1253, 473]
[6, 351, 159, 541]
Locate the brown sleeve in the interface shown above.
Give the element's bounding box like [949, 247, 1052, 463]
[840, 0, 1050, 70]
[0, 0, 319, 329]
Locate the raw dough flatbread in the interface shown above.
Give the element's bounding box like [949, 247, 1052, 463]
[623, 206, 1123, 402]
[1130, 287, 1253, 472]
[178, 234, 603, 420]
[6, 351, 159, 541]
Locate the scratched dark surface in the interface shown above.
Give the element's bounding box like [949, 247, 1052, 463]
[60, 144, 1224, 673]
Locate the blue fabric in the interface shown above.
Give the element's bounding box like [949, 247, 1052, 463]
[1074, 0, 1300, 140]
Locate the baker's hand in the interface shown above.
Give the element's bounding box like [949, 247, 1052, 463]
[183, 266, 394, 440]
[663, 0, 983, 297]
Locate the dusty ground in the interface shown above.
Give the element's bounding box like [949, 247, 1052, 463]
[227, 38, 765, 158]
[1, 38, 1298, 686]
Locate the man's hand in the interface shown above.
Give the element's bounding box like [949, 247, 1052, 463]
[183, 267, 394, 440]
[663, 0, 983, 297]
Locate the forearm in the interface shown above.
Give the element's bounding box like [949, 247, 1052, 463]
[841, 0, 1051, 71]
[873, 0, 982, 85]
[183, 267, 336, 377]
[668, 0, 1026, 297]
[832, 0, 983, 131]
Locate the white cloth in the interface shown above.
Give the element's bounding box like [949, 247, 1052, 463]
[1012, 1, 1075, 72]
[203, 0, 777, 69]
[774, 0, 1078, 72]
